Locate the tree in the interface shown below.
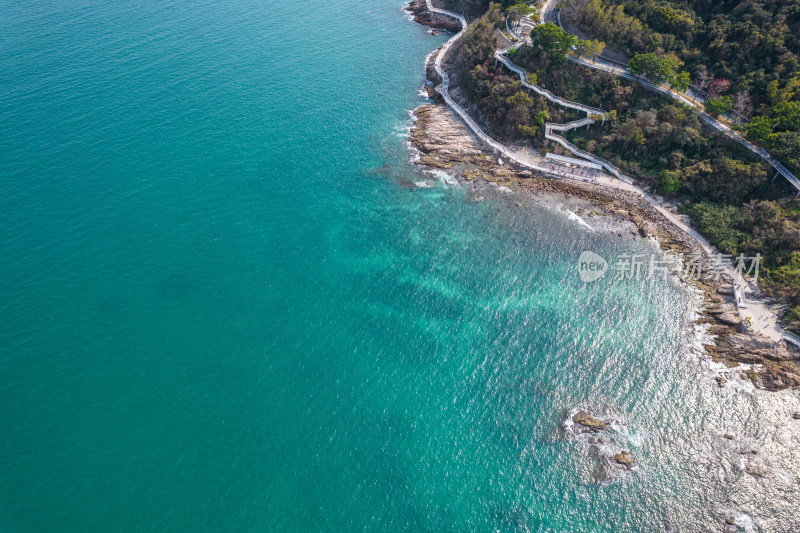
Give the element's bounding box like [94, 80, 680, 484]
[672, 71, 691, 92]
[529, 22, 576, 61]
[695, 65, 711, 90]
[772, 101, 800, 130]
[535, 110, 550, 126]
[574, 39, 605, 61]
[745, 115, 777, 141]
[732, 90, 753, 121]
[506, 3, 533, 22]
[505, 3, 534, 33]
[628, 53, 677, 84]
[659, 169, 681, 194]
[707, 78, 731, 98]
[704, 96, 732, 117]
[526, 72, 537, 85]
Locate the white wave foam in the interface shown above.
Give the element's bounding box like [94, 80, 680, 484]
[558, 204, 594, 231]
[562, 406, 641, 479]
[402, 1, 414, 21]
[717, 509, 759, 533]
[426, 168, 459, 186]
[406, 108, 421, 163]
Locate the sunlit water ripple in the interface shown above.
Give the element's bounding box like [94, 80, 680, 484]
[1, 0, 798, 531]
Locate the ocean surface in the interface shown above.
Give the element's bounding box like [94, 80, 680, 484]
[2, 0, 799, 531]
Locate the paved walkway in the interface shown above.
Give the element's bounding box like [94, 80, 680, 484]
[421, 0, 784, 342]
[539, 0, 800, 194]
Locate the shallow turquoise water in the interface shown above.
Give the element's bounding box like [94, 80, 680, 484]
[2, 0, 799, 531]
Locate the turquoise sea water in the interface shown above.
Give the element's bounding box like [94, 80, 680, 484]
[2, 0, 799, 531]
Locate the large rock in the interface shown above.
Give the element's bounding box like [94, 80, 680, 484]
[614, 451, 634, 467]
[407, 0, 463, 32]
[743, 461, 771, 479]
[713, 311, 742, 327]
[572, 411, 607, 431]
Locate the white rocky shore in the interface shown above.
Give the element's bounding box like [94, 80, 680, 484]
[410, 99, 800, 391]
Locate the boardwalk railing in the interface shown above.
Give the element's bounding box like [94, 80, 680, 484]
[784, 332, 800, 349]
[422, 0, 608, 181]
[540, 0, 800, 195]
[545, 122, 633, 182]
[494, 36, 633, 181]
[422, 0, 795, 346]
[424, 0, 636, 184]
[494, 45, 605, 115]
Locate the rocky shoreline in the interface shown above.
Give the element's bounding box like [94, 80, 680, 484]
[405, 0, 462, 33]
[407, 39, 800, 390]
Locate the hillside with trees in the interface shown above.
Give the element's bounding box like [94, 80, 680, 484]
[447, 5, 579, 140]
[561, 0, 800, 174]
[434, 1, 800, 329]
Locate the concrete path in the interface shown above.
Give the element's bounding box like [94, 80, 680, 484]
[538, 0, 800, 193]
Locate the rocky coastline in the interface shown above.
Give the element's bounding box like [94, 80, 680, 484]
[408, 33, 800, 391]
[405, 0, 462, 32]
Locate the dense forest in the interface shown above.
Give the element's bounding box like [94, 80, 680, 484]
[561, 0, 800, 175]
[448, 5, 577, 140]
[437, 1, 800, 329]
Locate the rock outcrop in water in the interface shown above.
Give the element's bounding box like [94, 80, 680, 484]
[562, 407, 639, 482]
[614, 451, 634, 467]
[411, 97, 800, 391]
[408, 5, 800, 391]
[702, 294, 800, 391]
[410, 104, 521, 188]
[572, 411, 607, 432]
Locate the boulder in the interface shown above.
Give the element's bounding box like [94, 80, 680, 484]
[744, 461, 770, 478]
[714, 311, 742, 327]
[572, 411, 606, 431]
[614, 451, 634, 467]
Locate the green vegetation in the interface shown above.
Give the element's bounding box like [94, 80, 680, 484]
[627, 52, 677, 84]
[530, 22, 577, 63]
[574, 38, 605, 62]
[745, 97, 800, 176]
[505, 2, 534, 21]
[452, 5, 574, 139]
[561, 0, 800, 175]
[687, 200, 800, 330]
[704, 97, 732, 117]
[554, 0, 800, 327]
[445, 2, 800, 329]
[529, 22, 606, 65]
[441, 0, 516, 19]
